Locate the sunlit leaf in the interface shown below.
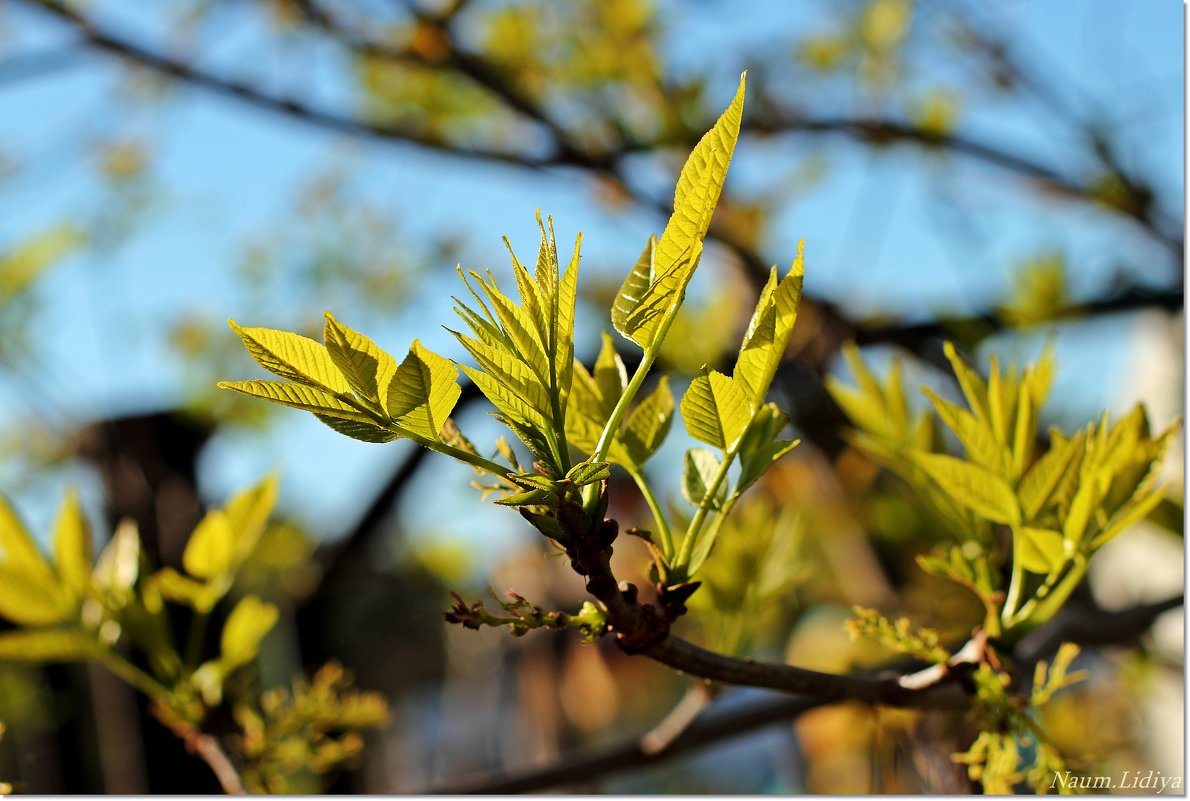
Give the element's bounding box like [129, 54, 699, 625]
[219, 380, 372, 422]
[0, 628, 91, 662]
[912, 452, 1019, 525]
[621, 376, 674, 465]
[220, 595, 279, 672]
[385, 341, 461, 439]
[228, 321, 350, 394]
[52, 491, 92, 599]
[681, 368, 750, 450]
[682, 448, 725, 509]
[322, 312, 398, 409]
[1017, 527, 1064, 574]
[183, 510, 235, 580]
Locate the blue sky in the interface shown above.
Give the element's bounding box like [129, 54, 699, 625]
[0, 0, 1181, 564]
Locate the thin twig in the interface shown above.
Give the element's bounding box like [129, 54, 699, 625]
[184, 732, 246, 795]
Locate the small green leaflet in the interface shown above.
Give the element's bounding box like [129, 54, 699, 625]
[0, 628, 91, 662]
[183, 510, 235, 581]
[323, 312, 397, 410]
[219, 380, 372, 422]
[229, 321, 350, 395]
[681, 369, 750, 451]
[1017, 527, 1065, 574]
[220, 595, 279, 672]
[736, 403, 798, 492]
[912, 452, 1020, 525]
[52, 490, 92, 600]
[617, 74, 747, 350]
[0, 565, 71, 626]
[1018, 432, 1083, 519]
[387, 340, 462, 440]
[621, 377, 675, 466]
[733, 242, 805, 407]
[922, 388, 1010, 477]
[683, 449, 726, 509]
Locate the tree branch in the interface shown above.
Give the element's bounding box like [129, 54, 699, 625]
[435, 592, 1182, 794]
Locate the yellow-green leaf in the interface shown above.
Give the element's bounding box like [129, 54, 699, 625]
[218, 380, 371, 422]
[228, 321, 350, 394]
[0, 628, 91, 662]
[682, 448, 725, 509]
[922, 388, 1009, 477]
[315, 415, 399, 443]
[733, 243, 805, 405]
[942, 341, 990, 423]
[183, 510, 234, 580]
[622, 376, 675, 465]
[1019, 430, 1084, 519]
[1017, 527, 1065, 574]
[0, 496, 56, 585]
[913, 452, 1020, 525]
[1091, 486, 1168, 550]
[593, 332, 627, 418]
[681, 369, 750, 451]
[620, 73, 747, 348]
[52, 491, 92, 599]
[612, 236, 656, 340]
[322, 312, 398, 408]
[386, 341, 461, 440]
[220, 596, 279, 672]
[0, 565, 71, 626]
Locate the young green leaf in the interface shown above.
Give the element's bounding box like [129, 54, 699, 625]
[322, 312, 398, 409]
[942, 341, 990, 424]
[733, 242, 805, 406]
[386, 340, 461, 440]
[1017, 527, 1065, 574]
[0, 629, 91, 662]
[1090, 486, 1168, 549]
[621, 376, 675, 466]
[922, 388, 1009, 477]
[0, 565, 71, 626]
[315, 415, 400, 443]
[565, 460, 611, 488]
[1018, 430, 1084, 519]
[52, 491, 92, 599]
[92, 520, 141, 596]
[612, 236, 656, 340]
[183, 510, 235, 580]
[912, 452, 1020, 525]
[218, 380, 373, 422]
[220, 595, 279, 672]
[618, 73, 747, 350]
[0, 495, 57, 587]
[592, 332, 628, 418]
[683, 449, 726, 509]
[228, 321, 350, 394]
[681, 369, 750, 451]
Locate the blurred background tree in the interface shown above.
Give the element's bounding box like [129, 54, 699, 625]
[0, 0, 1181, 793]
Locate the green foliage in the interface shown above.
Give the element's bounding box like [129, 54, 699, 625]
[0, 478, 388, 793]
[845, 607, 949, 664]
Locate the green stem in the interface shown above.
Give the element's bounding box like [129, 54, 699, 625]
[581, 350, 656, 511]
[93, 647, 173, 704]
[399, 429, 514, 479]
[1001, 527, 1027, 627]
[674, 445, 737, 575]
[626, 465, 673, 561]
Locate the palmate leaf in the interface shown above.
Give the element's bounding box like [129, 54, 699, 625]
[733, 242, 805, 406]
[618, 73, 747, 350]
[681, 368, 750, 451]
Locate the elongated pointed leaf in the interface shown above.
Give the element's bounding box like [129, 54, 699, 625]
[386, 341, 461, 439]
[219, 380, 371, 422]
[0, 496, 56, 585]
[556, 231, 581, 402]
[450, 329, 551, 418]
[619, 74, 747, 348]
[322, 312, 397, 409]
[683, 448, 725, 509]
[922, 388, 1009, 477]
[622, 376, 675, 465]
[681, 369, 750, 450]
[593, 332, 627, 417]
[1018, 432, 1083, 519]
[183, 510, 235, 580]
[92, 520, 140, 594]
[942, 341, 990, 423]
[912, 452, 1020, 525]
[461, 365, 548, 431]
[0, 565, 70, 626]
[473, 272, 551, 385]
[225, 474, 278, 563]
[220, 596, 279, 672]
[228, 321, 350, 394]
[53, 491, 92, 599]
[733, 242, 805, 405]
[0, 629, 91, 662]
[315, 415, 399, 443]
[1091, 486, 1168, 549]
[613, 236, 656, 339]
